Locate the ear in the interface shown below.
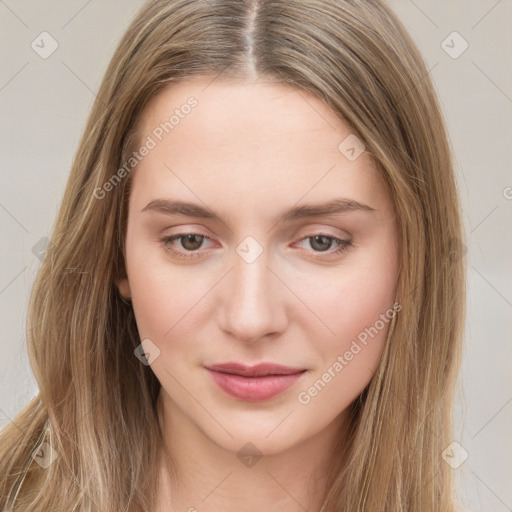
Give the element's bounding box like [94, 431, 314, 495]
[116, 277, 132, 300]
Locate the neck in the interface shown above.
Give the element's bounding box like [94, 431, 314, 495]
[154, 389, 352, 512]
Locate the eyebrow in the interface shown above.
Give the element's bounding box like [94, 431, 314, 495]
[141, 197, 376, 224]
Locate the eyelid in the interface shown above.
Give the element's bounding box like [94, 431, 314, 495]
[294, 224, 352, 239]
[160, 229, 352, 261]
[304, 228, 348, 238]
[291, 233, 352, 257]
[163, 231, 217, 249]
[160, 226, 350, 245]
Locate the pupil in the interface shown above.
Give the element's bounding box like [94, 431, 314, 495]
[183, 235, 203, 250]
[312, 235, 331, 251]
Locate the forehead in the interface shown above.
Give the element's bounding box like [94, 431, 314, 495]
[140, 78, 334, 129]
[129, 78, 393, 218]
[136, 78, 349, 153]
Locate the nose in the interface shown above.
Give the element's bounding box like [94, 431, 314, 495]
[218, 248, 288, 344]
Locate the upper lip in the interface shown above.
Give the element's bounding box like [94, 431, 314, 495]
[205, 362, 306, 377]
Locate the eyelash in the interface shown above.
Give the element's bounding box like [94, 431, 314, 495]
[160, 232, 352, 260]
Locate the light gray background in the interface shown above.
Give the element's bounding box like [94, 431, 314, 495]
[0, 1, 511, 510]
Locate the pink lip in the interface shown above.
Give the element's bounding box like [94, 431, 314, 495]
[204, 362, 307, 402]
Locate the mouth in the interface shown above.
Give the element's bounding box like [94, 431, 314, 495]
[204, 362, 307, 402]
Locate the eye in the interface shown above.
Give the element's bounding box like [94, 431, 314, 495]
[295, 234, 352, 258]
[160, 232, 352, 260]
[160, 233, 214, 259]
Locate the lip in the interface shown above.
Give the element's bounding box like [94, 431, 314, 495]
[206, 362, 306, 377]
[204, 362, 307, 402]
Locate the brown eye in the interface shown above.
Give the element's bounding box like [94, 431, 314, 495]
[294, 234, 352, 259]
[160, 232, 214, 259]
[179, 234, 205, 251]
[309, 235, 334, 252]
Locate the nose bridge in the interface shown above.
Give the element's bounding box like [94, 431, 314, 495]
[219, 242, 286, 342]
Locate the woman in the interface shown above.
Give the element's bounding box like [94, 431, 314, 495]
[0, 0, 466, 510]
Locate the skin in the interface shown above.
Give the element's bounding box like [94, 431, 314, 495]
[117, 77, 400, 511]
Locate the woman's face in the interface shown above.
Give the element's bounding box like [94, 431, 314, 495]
[118, 78, 400, 455]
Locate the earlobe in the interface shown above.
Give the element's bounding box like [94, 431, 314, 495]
[116, 277, 132, 300]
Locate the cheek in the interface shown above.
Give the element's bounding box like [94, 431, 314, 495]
[308, 254, 396, 330]
[294, 269, 398, 415]
[299, 240, 398, 370]
[125, 232, 197, 339]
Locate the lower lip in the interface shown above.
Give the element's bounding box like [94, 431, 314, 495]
[206, 369, 306, 402]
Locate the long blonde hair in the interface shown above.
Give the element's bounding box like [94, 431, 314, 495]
[0, 0, 466, 510]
